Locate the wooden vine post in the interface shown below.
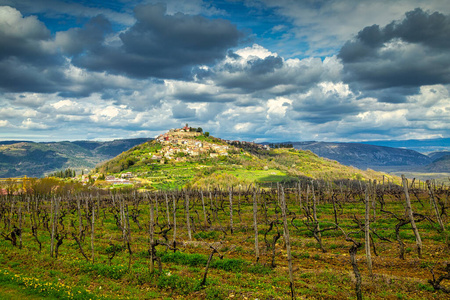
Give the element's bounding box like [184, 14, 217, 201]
[149, 195, 155, 273]
[91, 196, 95, 264]
[50, 196, 55, 258]
[311, 182, 321, 241]
[279, 185, 295, 299]
[164, 193, 171, 226]
[185, 192, 192, 241]
[201, 190, 207, 227]
[172, 194, 177, 250]
[427, 180, 445, 232]
[402, 175, 423, 258]
[77, 196, 82, 239]
[229, 187, 234, 234]
[253, 188, 260, 262]
[125, 204, 133, 270]
[365, 184, 373, 277]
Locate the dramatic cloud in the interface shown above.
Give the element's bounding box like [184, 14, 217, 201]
[339, 8, 450, 102]
[72, 3, 242, 79]
[253, 0, 449, 56]
[0, 6, 63, 93]
[193, 44, 343, 95]
[0, 6, 135, 96]
[55, 15, 112, 56]
[0, 1, 449, 143]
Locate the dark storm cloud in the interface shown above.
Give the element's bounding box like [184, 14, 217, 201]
[360, 87, 420, 104]
[172, 91, 234, 103]
[246, 55, 283, 75]
[72, 3, 242, 79]
[213, 53, 288, 92]
[0, 6, 128, 96]
[384, 8, 450, 49]
[339, 8, 450, 98]
[0, 6, 66, 93]
[55, 15, 112, 56]
[0, 58, 64, 93]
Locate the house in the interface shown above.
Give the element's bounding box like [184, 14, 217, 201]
[189, 150, 200, 156]
[107, 178, 132, 185]
[121, 172, 133, 178]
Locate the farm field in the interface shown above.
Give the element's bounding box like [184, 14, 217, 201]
[0, 179, 449, 299]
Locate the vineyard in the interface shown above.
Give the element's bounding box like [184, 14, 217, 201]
[0, 177, 449, 299]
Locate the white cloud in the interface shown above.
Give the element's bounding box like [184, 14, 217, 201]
[267, 97, 292, 118]
[20, 118, 50, 130]
[52, 99, 75, 109]
[0, 120, 13, 128]
[234, 122, 253, 132]
[235, 44, 277, 60]
[0, 6, 49, 39]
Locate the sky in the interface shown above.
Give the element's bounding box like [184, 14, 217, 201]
[0, 0, 449, 143]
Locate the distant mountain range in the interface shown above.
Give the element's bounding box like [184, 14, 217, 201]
[419, 154, 450, 173]
[263, 138, 450, 173]
[427, 151, 450, 161]
[0, 138, 151, 178]
[1, 136, 449, 179]
[289, 141, 433, 171]
[359, 138, 450, 153]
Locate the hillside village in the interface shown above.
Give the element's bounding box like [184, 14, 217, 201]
[154, 125, 230, 161]
[83, 125, 273, 185]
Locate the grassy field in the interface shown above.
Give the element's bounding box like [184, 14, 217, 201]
[0, 181, 449, 299]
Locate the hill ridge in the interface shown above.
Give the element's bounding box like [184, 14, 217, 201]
[95, 127, 398, 190]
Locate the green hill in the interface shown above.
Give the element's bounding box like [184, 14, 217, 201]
[95, 129, 397, 189]
[0, 138, 150, 178]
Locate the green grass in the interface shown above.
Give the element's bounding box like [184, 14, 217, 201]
[0, 269, 104, 300]
[228, 169, 287, 181]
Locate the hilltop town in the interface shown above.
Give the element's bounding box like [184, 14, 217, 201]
[154, 124, 230, 162]
[153, 124, 271, 162]
[89, 125, 273, 186]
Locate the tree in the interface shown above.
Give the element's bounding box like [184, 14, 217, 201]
[204, 132, 210, 137]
